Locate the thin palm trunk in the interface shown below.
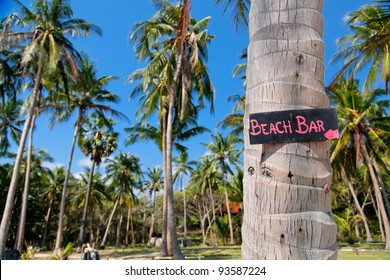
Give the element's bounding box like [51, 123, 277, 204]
[129, 206, 135, 246]
[370, 191, 385, 241]
[41, 195, 54, 249]
[54, 115, 81, 254]
[148, 184, 157, 241]
[0, 62, 43, 259]
[165, 89, 184, 259]
[115, 192, 124, 249]
[208, 178, 218, 246]
[221, 162, 234, 245]
[182, 175, 188, 241]
[76, 159, 96, 251]
[99, 188, 121, 249]
[341, 166, 373, 242]
[15, 114, 36, 252]
[89, 209, 94, 244]
[161, 113, 168, 256]
[142, 209, 147, 244]
[242, 0, 338, 259]
[373, 158, 390, 217]
[360, 142, 390, 249]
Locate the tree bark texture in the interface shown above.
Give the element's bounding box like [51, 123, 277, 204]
[242, 0, 338, 260]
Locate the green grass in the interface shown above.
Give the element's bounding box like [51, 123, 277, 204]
[34, 243, 390, 260]
[338, 250, 390, 260]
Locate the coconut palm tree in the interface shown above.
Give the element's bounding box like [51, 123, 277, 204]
[76, 113, 118, 251]
[173, 151, 195, 241]
[203, 133, 240, 245]
[99, 152, 142, 249]
[0, 0, 100, 259]
[41, 167, 65, 249]
[189, 157, 222, 245]
[144, 167, 164, 242]
[328, 79, 390, 249]
[242, 0, 338, 259]
[330, 3, 390, 91]
[72, 171, 107, 247]
[52, 54, 125, 254]
[129, 0, 214, 259]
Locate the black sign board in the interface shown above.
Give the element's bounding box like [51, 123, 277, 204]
[249, 108, 339, 145]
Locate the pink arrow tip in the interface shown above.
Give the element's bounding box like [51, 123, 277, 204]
[324, 129, 339, 140]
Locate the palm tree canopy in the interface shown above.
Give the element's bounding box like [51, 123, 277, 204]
[78, 113, 118, 165]
[328, 79, 390, 164]
[0, 99, 23, 155]
[331, 3, 390, 91]
[215, 0, 250, 29]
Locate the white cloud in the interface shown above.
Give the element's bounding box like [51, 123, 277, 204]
[42, 161, 64, 170]
[77, 157, 92, 169]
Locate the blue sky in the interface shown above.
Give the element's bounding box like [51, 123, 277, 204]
[0, 0, 375, 182]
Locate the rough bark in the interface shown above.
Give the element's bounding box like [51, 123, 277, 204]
[54, 115, 81, 254]
[340, 166, 373, 242]
[0, 62, 43, 259]
[242, 0, 338, 259]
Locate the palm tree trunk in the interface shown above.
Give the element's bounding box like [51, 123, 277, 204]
[221, 161, 234, 245]
[208, 178, 218, 246]
[125, 203, 134, 247]
[373, 158, 390, 217]
[148, 184, 157, 241]
[0, 63, 43, 260]
[142, 208, 147, 244]
[161, 114, 168, 256]
[125, 205, 130, 247]
[115, 192, 124, 249]
[41, 195, 54, 249]
[130, 206, 135, 246]
[54, 115, 81, 254]
[15, 113, 36, 252]
[242, 0, 337, 259]
[370, 191, 385, 242]
[340, 166, 373, 242]
[165, 89, 184, 259]
[76, 159, 96, 252]
[99, 189, 121, 249]
[89, 209, 94, 245]
[182, 174, 188, 241]
[360, 142, 390, 249]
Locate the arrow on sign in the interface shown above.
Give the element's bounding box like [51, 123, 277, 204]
[324, 129, 339, 140]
